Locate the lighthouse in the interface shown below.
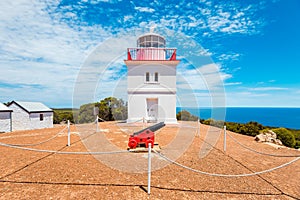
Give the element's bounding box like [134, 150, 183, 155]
[125, 32, 180, 124]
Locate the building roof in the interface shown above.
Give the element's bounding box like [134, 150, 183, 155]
[0, 103, 12, 112]
[8, 101, 52, 113]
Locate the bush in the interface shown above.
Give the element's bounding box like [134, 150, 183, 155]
[239, 121, 263, 137]
[176, 110, 198, 121]
[295, 141, 300, 149]
[77, 97, 127, 124]
[273, 128, 296, 148]
[53, 109, 75, 124]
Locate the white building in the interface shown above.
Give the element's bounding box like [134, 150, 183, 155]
[125, 33, 180, 124]
[8, 101, 53, 131]
[0, 103, 12, 133]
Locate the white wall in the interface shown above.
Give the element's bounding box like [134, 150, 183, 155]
[0, 112, 12, 132]
[127, 93, 177, 124]
[10, 103, 53, 131]
[127, 62, 177, 93]
[126, 61, 179, 124]
[10, 103, 30, 131]
[29, 112, 53, 129]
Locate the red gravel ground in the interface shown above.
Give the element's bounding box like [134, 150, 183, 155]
[0, 121, 299, 199]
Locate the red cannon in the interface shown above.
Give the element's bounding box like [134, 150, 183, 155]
[128, 122, 165, 149]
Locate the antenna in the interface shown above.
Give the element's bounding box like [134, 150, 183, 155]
[150, 24, 157, 33]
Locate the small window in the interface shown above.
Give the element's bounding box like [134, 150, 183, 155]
[154, 72, 158, 82]
[146, 72, 150, 82]
[40, 114, 44, 121]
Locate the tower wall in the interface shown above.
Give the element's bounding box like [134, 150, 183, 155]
[125, 33, 180, 124]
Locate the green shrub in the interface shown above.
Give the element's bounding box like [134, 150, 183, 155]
[53, 109, 75, 124]
[176, 110, 198, 121]
[273, 128, 296, 148]
[201, 119, 225, 128]
[240, 121, 263, 136]
[295, 141, 300, 149]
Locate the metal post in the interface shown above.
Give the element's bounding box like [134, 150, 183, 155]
[147, 142, 152, 195]
[96, 115, 99, 132]
[197, 119, 200, 137]
[143, 117, 145, 129]
[67, 120, 70, 146]
[224, 125, 227, 152]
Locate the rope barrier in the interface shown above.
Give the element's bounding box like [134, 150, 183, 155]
[97, 116, 107, 122]
[0, 126, 68, 147]
[96, 116, 132, 125]
[0, 142, 130, 155]
[207, 130, 222, 133]
[126, 118, 144, 124]
[153, 150, 300, 177]
[3, 121, 299, 177]
[227, 132, 300, 158]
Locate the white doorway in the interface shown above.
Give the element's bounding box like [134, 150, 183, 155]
[146, 98, 158, 122]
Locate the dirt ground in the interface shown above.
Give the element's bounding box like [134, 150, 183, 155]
[0, 121, 299, 200]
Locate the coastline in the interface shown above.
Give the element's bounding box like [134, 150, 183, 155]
[176, 107, 300, 130]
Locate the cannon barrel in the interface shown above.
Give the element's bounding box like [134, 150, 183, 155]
[133, 122, 165, 136]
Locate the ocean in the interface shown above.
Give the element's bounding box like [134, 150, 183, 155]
[176, 107, 300, 130]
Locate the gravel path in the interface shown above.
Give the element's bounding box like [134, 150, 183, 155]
[0, 122, 299, 199]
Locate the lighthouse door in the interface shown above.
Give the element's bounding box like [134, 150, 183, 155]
[146, 98, 158, 122]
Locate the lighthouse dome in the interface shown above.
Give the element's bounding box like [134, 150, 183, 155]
[137, 33, 166, 48]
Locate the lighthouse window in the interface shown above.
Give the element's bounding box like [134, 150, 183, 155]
[154, 72, 158, 82]
[146, 72, 150, 82]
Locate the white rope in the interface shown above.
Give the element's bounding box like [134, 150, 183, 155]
[127, 118, 144, 124]
[153, 150, 300, 177]
[208, 130, 222, 133]
[97, 116, 107, 122]
[227, 132, 300, 158]
[0, 142, 130, 155]
[96, 116, 128, 125]
[0, 126, 68, 147]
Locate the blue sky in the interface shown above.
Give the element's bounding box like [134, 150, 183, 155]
[0, 0, 299, 108]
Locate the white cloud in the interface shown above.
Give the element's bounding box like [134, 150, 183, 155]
[0, 0, 275, 108]
[225, 82, 242, 86]
[249, 87, 288, 91]
[0, 0, 111, 106]
[176, 63, 229, 107]
[225, 89, 300, 107]
[134, 6, 155, 13]
[202, 3, 264, 35]
[218, 53, 241, 61]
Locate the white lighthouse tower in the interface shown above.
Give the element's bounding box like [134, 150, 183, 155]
[125, 32, 180, 124]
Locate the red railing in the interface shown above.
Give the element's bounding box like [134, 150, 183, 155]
[127, 48, 177, 61]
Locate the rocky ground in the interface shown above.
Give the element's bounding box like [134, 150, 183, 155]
[0, 121, 299, 200]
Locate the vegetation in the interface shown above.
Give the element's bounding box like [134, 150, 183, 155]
[197, 114, 299, 149]
[53, 108, 76, 124]
[273, 128, 296, 148]
[76, 97, 127, 123]
[201, 119, 264, 136]
[176, 110, 199, 121]
[53, 97, 127, 124]
[201, 118, 225, 128]
[53, 102, 300, 149]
